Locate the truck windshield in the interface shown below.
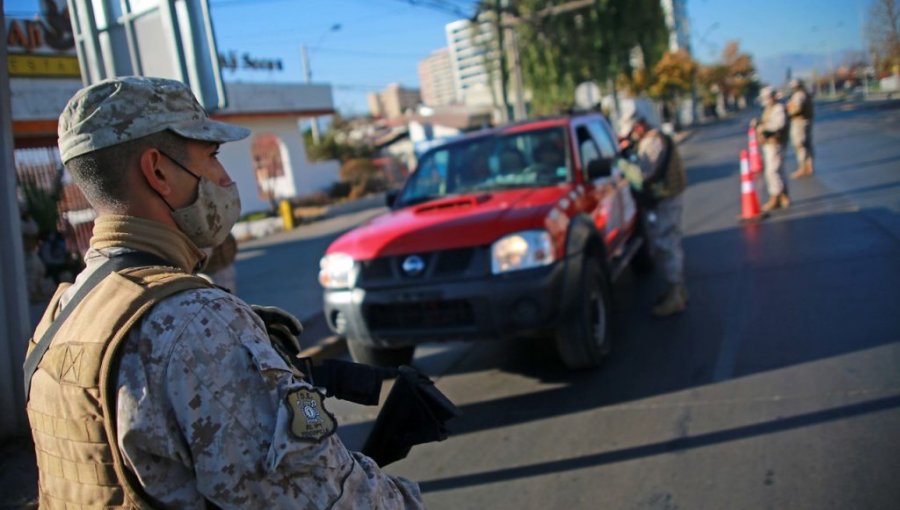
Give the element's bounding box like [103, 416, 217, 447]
[396, 127, 570, 208]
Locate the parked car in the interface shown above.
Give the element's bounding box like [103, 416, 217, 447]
[318, 114, 649, 369]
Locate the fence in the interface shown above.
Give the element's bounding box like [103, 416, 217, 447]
[15, 146, 94, 257]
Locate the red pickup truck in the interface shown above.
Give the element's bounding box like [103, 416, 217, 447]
[318, 114, 649, 369]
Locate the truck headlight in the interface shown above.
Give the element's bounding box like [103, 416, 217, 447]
[319, 253, 358, 289]
[491, 230, 556, 274]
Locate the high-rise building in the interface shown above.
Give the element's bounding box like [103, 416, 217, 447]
[660, 0, 691, 53]
[445, 16, 500, 106]
[368, 83, 421, 119]
[418, 48, 457, 107]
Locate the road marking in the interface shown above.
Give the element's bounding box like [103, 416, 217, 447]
[712, 267, 748, 382]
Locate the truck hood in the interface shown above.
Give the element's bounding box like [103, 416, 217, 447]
[327, 186, 573, 260]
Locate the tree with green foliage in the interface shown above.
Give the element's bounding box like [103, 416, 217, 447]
[19, 169, 62, 237]
[508, 0, 669, 115]
[302, 115, 374, 163]
[340, 158, 386, 199]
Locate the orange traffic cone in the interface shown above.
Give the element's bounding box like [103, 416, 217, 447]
[739, 149, 763, 222]
[747, 126, 763, 176]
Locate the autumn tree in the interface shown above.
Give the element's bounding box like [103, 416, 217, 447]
[694, 41, 757, 112]
[721, 41, 755, 102]
[648, 50, 698, 123]
[867, 0, 900, 74]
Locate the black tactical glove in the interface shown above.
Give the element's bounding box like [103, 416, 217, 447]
[302, 358, 397, 406]
[361, 366, 461, 466]
[251, 305, 305, 377]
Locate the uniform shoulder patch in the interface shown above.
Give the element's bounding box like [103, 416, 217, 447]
[286, 388, 336, 442]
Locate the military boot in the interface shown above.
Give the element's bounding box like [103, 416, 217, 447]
[652, 283, 687, 317]
[761, 194, 780, 213]
[778, 192, 791, 209]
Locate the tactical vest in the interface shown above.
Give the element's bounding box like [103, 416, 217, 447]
[790, 92, 814, 121]
[761, 104, 789, 145]
[661, 134, 686, 198]
[644, 132, 687, 201]
[26, 267, 209, 509]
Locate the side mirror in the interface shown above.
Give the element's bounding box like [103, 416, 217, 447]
[386, 189, 400, 208]
[587, 158, 613, 180]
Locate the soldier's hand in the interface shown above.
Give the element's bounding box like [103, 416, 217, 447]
[251, 305, 305, 371]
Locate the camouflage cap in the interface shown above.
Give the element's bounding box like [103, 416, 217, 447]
[58, 76, 250, 163]
[617, 111, 645, 139]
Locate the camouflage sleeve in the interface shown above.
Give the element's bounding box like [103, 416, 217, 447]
[116, 289, 423, 509]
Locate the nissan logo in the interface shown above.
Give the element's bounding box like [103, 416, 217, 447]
[401, 255, 426, 276]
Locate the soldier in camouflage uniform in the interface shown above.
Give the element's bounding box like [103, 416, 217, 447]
[25, 76, 423, 509]
[619, 114, 688, 318]
[787, 79, 815, 179]
[756, 86, 791, 212]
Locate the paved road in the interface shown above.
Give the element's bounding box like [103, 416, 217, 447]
[323, 102, 900, 509]
[3, 101, 897, 509]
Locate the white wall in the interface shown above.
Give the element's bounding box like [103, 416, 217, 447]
[217, 117, 340, 214]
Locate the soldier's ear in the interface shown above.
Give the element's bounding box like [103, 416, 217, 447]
[138, 148, 174, 197]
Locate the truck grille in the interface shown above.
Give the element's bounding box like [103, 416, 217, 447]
[358, 247, 485, 285]
[365, 300, 475, 331]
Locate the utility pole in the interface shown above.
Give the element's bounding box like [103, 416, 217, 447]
[300, 44, 321, 144]
[509, 29, 527, 120]
[494, 0, 510, 123]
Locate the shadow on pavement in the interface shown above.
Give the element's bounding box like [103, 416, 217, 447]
[337, 207, 900, 474]
[418, 393, 900, 493]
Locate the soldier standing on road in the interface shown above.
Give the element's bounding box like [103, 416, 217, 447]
[24, 76, 423, 509]
[755, 86, 791, 212]
[787, 78, 815, 179]
[619, 114, 688, 318]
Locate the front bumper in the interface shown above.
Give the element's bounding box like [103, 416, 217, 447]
[323, 260, 571, 348]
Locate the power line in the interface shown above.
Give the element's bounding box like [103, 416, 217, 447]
[312, 47, 430, 59]
[210, 0, 297, 8]
[391, 0, 474, 19]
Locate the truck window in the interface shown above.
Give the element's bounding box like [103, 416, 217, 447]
[576, 126, 602, 179]
[587, 120, 619, 160]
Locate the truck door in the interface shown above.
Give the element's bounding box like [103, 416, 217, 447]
[574, 122, 621, 251]
[587, 118, 638, 247]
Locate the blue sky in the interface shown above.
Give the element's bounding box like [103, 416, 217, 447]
[6, 0, 870, 114]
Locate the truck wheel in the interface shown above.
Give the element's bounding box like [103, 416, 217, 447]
[555, 257, 612, 369]
[347, 341, 415, 368]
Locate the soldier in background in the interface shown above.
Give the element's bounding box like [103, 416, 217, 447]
[24, 76, 423, 509]
[787, 78, 815, 179]
[756, 86, 790, 212]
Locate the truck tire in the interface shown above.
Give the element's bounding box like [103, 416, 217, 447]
[348, 341, 415, 368]
[555, 257, 612, 369]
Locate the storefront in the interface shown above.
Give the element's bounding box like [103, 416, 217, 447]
[9, 13, 339, 252]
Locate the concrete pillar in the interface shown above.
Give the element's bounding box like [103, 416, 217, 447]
[0, 15, 34, 439]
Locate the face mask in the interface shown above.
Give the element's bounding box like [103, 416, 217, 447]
[158, 151, 242, 248]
